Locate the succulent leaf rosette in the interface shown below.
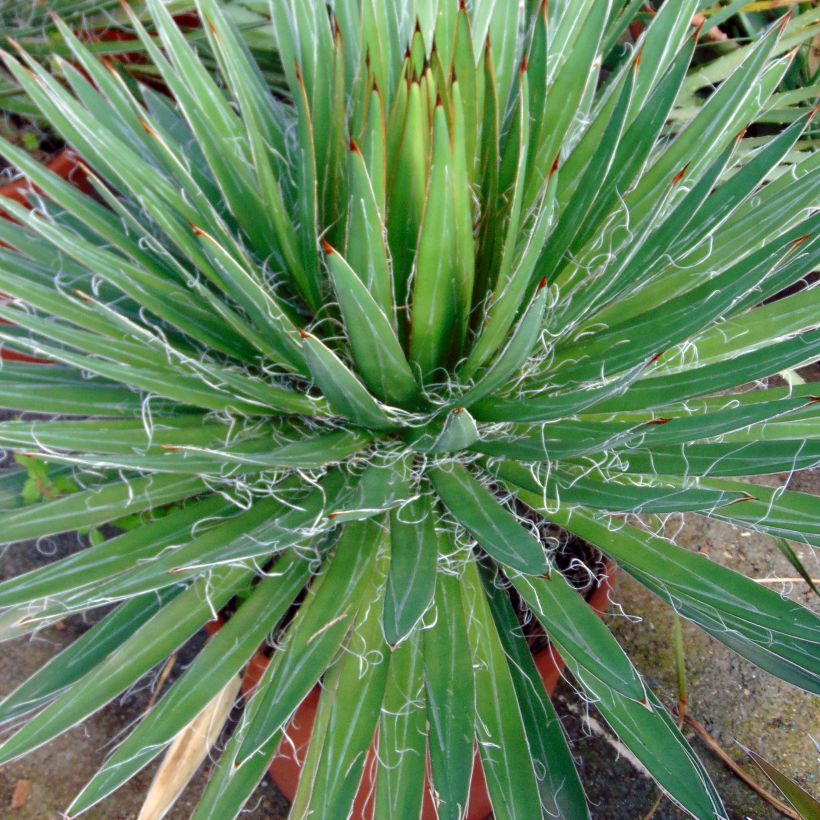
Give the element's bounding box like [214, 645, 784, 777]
[0, 2, 818, 818]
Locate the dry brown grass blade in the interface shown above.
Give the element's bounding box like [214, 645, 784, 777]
[683, 714, 802, 820]
[137, 675, 242, 820]
[145, 653, 177, 713]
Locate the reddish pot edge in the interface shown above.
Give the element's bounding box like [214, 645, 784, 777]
[0, 149, 89, 363]
[207, 562, 616, 820]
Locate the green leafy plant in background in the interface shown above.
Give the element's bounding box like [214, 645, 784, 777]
[613, 0, 820, 135]
[0, 1, 818, 818]
[0, 0, 281, 119]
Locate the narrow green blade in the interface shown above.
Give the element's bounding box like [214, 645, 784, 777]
[483, 567, 589, 819]
[373, 632, 427, 820]
[235, 521, 383, 765]
[0, 566, 253, 765]
[67, 552, 309, 814]
[423, 568, 474, 820]
[461, 560, 542, 820]
[383, 494, 438, 645]
[429, 463, 548, 576]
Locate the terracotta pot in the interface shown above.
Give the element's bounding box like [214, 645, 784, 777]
[226, 563, 615, 820]
[80, 14, 201, 91]
[0, 149, 88, 207]
[0, 149, 89, 362]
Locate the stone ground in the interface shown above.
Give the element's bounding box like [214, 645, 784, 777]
[554, 461, 820, 819]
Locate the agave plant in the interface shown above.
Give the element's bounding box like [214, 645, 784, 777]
[0, 0, 818, 818]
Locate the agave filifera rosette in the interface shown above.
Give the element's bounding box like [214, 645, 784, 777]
[0, 1, 818, 818]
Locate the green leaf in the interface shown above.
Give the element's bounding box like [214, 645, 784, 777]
[596, 688, 725, 819]
[673, 287, 820, 370]
[551, 226, 820, 386]
[0, 566, 253, 765]
[629, 0, 700, 110]
[328, 459, 414, 523]
[388, 79, 427, 323]
[745, 747, 820, 820]
[410, 103, 460, 379]
[323, 241, 420, 407]
[0, 592, 176, 725]
[548, 506, 820, 694]
[423, 568, 474, 820]
[772, 538, 820, 597]
[506, 560, 645, 704]
[428, 463, 548, 576]
[67, 551, 309, 814]
[345, 133, 393, 318]
[557, 35, 694, 261]
[0, 495, 232, 609]
[460, 278, 550, 408]
[537, 59, 635, 285]
[191, 722, 281, 820]
[696, 479, 820, 550]
[383, 495, 438, 645]
[373, 631, 427, 820]
[0, 417, 232, 454]
[483, 567, 589, 819]
[594, 331, 820, 414]
[235, 520, 383, 765]
[301, 331, 396, 430]
[0, 473, 206, 545]
[406, 407, 480, 455]
[195, 0, 309, 307]
[473, 398, 813, 463]
[627, 21, 784, 228]
[490, 459, 747, 514]
[471, 365, 647, 423]
[0, 137, 249, 361]
[0, 362, 167, 416]
[294, 545, 389, 819]
[95, 473, 351, 596]
[141, 1, 292, 282]
[607, 440, 820, 478]
[461, 560, 542, 820]
[529, 0, 609, 200]
[32, 427, 373, 477]
[464, 64, 533, 378]
[188, 227, 307, 373]
[0, 321, 272, 418]
[20, 479, 40, 507]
